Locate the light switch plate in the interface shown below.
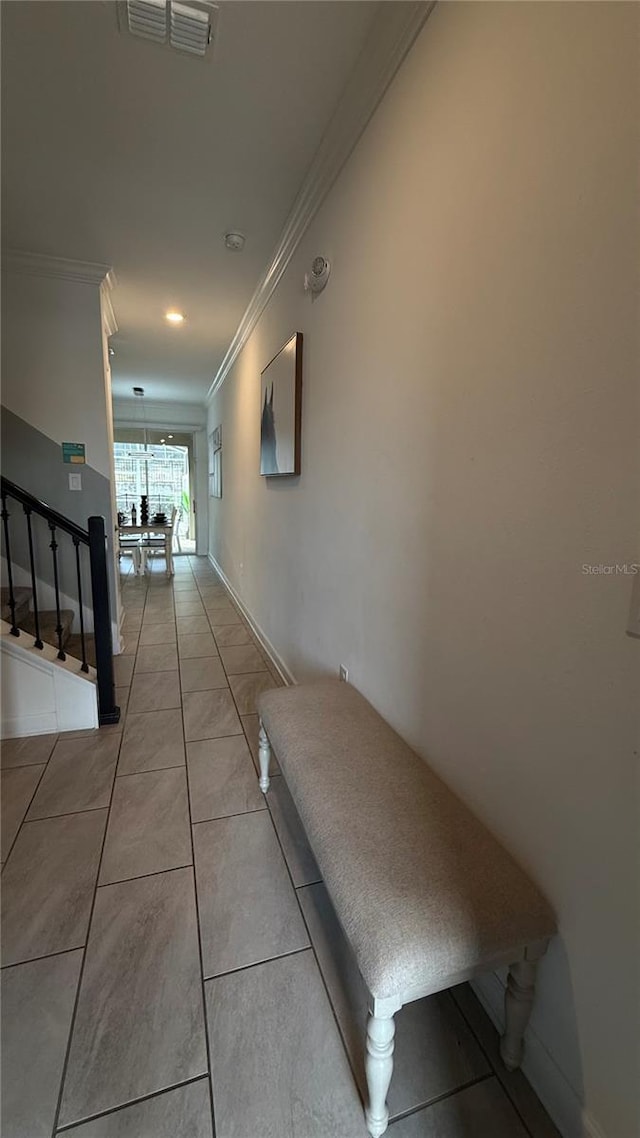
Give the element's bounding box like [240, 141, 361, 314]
[68, 473, 82, 491]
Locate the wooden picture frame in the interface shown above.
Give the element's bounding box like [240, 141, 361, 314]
[260, 332, 303, 477]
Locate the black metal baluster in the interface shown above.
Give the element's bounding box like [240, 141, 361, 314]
[73, 535, 89, 673]
[48, 521, 66, 660]
[23, 505, 44, 649]
[1, 492, 20, 636]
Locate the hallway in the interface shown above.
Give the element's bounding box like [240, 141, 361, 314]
[1, 557, 559, 1138]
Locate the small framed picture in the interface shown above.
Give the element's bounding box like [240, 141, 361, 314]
[209, 425, 222, 498]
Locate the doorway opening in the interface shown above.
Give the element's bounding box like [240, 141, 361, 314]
[113, 428, 196, 554]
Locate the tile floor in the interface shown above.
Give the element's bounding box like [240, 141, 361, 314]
[1, 556, 561, 1138]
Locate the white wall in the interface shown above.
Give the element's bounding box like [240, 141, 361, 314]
[2, 265, 121, 646]
[112, 397, 209, 556]
[2, 270, 113, 479]
[208, 5, 639, 1137]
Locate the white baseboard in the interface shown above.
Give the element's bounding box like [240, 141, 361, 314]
[472, 973, 606, 1138]
[2, 711, 59, 737]
[207, 555, 295, 686]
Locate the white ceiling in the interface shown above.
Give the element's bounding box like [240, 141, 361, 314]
[1, 0, 380, 405]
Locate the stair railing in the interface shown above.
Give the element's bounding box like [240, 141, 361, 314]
[0, 477, 120, 726]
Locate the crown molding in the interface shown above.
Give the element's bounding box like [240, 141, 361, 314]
[2, 249, 115, 289]
[206, 0, 435, 403]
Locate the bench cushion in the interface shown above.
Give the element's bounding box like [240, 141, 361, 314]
[258, 680, 555, 1002]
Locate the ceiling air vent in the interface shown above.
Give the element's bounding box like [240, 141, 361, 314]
[171, 1, 211, 55]
[120, 0, 218, 58]
[127, 0, 166, 43]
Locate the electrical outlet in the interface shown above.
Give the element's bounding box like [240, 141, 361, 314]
[339, 665, 348, 682]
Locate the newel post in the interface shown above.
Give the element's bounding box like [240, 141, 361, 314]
[88, 515, 120, 726]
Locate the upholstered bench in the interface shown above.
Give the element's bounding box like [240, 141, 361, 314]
[257, 680, 556, 1138]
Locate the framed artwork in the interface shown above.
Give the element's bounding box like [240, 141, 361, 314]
[260, 332, 303, 477]
[209, 424, 222, 498]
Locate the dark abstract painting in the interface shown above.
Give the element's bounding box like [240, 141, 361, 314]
[260, 332, 303, 477]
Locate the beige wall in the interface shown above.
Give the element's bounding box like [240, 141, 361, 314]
[208, 5, 639, 1135]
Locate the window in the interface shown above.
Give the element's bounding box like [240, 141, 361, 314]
[113, 439, 192, 543]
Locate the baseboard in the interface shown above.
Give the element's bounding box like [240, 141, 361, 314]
[207, 554, 295, 686]
[2, 711, 58, 738]
[472, 973, 606, 1138]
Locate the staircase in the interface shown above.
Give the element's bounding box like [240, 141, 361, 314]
[1, 476, 119, 731]
[1, 586, 74, 650]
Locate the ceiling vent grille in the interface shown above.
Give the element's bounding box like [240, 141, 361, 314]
[121, 0, 218, 58]
[170, 1, 211, 55]
[127, 0, 166, 43]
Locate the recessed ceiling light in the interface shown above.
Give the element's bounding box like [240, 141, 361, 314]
[165, 310, 185, 324]
[168, 434, 174, 439]
[160, 438, 166, 443]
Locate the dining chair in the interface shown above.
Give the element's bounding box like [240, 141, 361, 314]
[118, 533, 142, 574]
[140, 507, 178, 576]
[173, 507, 183, 555]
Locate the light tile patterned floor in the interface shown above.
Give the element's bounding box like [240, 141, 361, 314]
[1, 556, 561, 1138]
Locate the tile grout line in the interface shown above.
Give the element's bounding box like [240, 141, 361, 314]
[54, 1073, 210, 1134]
[0, 944, 87, 972]
[387, 1073, 495, 1130]
[203, 943, 313, 984]
[449, 989, 539, 1138]
[116, 763, 186, 778]
[192, 805, 267, 826]
[177, 566, 218, 1135]
[1, 739, 57, 867]
[49, 691, 129, 1138]
[19, 805, 111, 825]
[96, 862, 194, 890]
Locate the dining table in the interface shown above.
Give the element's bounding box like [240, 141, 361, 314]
[118, 521, 175, 577]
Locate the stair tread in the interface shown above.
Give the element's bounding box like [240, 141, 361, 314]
[20, 608, 74, 647]
[66, 634, 96, 668]
[1, 586, 32, 624]
[1, 586, 32, 604]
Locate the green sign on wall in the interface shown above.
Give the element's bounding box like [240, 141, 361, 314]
[62, 442, 86, 465]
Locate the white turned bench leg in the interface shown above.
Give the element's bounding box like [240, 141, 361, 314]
[258, 720, 271, 793]
[364, 1012, 395, 1138]
[500, 958, 538, 1070]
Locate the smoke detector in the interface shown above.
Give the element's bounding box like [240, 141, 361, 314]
[118, 0, 219, 58]
[304, 255, 331, 294]
[224, 232, 245, 252]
